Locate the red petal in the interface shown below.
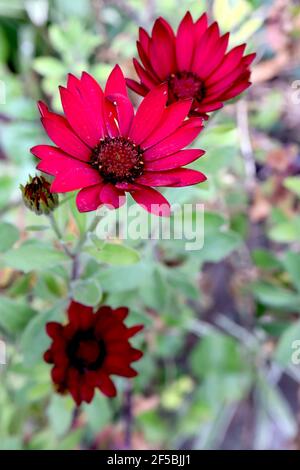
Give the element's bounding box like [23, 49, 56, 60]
[144, 118, 203, 161]
[80, 72, 106, 138]
[133, 58, 158, 89]
[98, 373, 117, 398]
[59, 86, 101, 147]
[131, 188, 170, 217]
[141, 99, 192, 149]
[137, 168, 206, 187]
[106, 93, 134, 136]
[126, 78, 148, 97]
[105, 65, 128, 97]
[46, 322, 63, 339]
[176, 12, 195, 71]
[144, 149, 204, 171]
[149, 18, 176, 79]
[129, 84, 168, 144]
[100, 183, 126, 209]
[41, 115, 91, 161]
[113, 307, 129, 322]
[76, 184, 103, 213]
[51, 167, 102, 193]
[32, 145, 82, 176]
[67, 301, 93, 326]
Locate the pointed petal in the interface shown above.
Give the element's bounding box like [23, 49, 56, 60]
[144, 149, 204, 171]
[144, 118, 203, 161]
[41, 115, 91, 161]
[149, 18, 176, 79]
[51, 167, 102, 193]
[129, 84, 168, 144]
[176, 12, 195, 71]
[106, 93, 134, 136]
[126, 78, 148, 97]
[141, 99, 192, 149]
[105, 64, 128, 97]
[76, 184, 103, 212]
[131, 187, 171, 217]
[100, 183, 126, 209]
[59, 86, 101, 147]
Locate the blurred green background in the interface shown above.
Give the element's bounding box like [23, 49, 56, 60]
[1, 0, 300, 450]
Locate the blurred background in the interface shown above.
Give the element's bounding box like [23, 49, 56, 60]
[0, 0, 300, 450]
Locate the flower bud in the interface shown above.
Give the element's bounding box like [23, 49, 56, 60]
[20, 175, 58, 215]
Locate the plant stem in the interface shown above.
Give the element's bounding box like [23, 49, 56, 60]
[124, 382, 133, 450]
[48, 212, 74, 258]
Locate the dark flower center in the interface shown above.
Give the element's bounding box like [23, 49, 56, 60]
[168, 71, 205, 103]
[91, 136, 144, 184]
[67, 329, 106, 373]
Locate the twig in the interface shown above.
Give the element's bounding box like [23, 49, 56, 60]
[123, 382, 133, 450]
[0, 200, 22, 216]
[48, 212, 74, 258]
[236, 99, 256, 193]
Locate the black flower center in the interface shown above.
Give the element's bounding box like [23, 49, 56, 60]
[91, 136, 144, 184]
[168, 71, 205, 103]
[66, 329, 106, 373]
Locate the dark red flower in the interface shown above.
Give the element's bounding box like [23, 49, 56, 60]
[44, 301, 143, 405]
[126, 12, 256, 119]
[31, 66, 206, 217]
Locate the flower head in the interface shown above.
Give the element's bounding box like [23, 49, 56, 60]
[20, 174, 58, 215]
[31, 65, 206, 217]
[126, 12, 256, 119]
[44, 301, 143, 405]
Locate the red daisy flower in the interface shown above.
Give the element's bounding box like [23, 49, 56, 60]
[126, 12, 256, 119]
[44, 301, 143, 405]
[31, 66, 206, 217]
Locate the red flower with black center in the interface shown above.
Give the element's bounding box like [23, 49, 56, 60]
[126, 12, 256, 119]
[31, 65, 206, 217]
[44, 301, 143, 405]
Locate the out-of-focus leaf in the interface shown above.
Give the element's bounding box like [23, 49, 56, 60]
[283, 177, 300, 197]
[252, 249, 281, 270]
[282, 252, 300, 292]
[83, 394, 112, 433]
[21, 302, 65, 365]
[0, 297, 35, 334]
[3, 241, 69, 272]
[251, 281, 300, 310]
[190, 333, 246, 376]
[47, 395, 73, 437]
[275, 320, 300, 366]
[0, 222, 19, 252]
[88, 242, 140, 266]
[71, 278, 102, 306]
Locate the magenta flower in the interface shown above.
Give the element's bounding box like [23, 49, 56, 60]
[31, 66, 206, 217]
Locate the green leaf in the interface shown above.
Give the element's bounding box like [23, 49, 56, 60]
[0, 222, 19, 252]
[275, 320, 300, 366]
[251, 281, 300, 310]
[282, 252, 300, 292]
[269, 220, 300, 243]
[251, 249, 281, 270]
[199, 231, 241, 263]
[283, 177, 300, 197]
[47, 395, 73, 437]
[95, 262, 153, 293]
[21, 303, 65, 365]
[0, 297, 35, 335]
[83, 394, 112, 433]
[89, 242, 140, 266]
[3, 241, 69, 273]
[71, 278, 102, 306]
[190, 333, 245, 377]
[33, 57, 65, 77]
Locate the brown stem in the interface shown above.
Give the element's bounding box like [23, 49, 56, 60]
[123, 382, 133, 450]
